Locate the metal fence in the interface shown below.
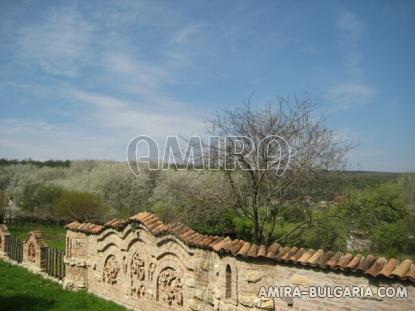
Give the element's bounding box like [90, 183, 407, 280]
[45, 248, 65, 279]
[5, 235, 23, 263]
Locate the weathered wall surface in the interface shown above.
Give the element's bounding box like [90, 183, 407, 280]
[0, 224, 10, 259]
[64, 213, 415, 311]
[22, 231, 48, 272]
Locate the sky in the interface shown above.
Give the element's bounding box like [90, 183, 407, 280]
[0, 0, 414, 172]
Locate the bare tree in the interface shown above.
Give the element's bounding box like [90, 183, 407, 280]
[204, 97, 352, 245]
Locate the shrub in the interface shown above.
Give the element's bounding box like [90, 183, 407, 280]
[53, 190, 107, 222]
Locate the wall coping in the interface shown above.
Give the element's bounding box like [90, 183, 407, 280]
[65, 211, 415, 284]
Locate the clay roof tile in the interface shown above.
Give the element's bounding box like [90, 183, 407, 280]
[345, 254, 363, 270]
[298, 249, 315, 264]
[236, 242, 251, 257]
[391, 259, 413, 278]
[356, 255, 377, 272]
[212, 237, 232, 252]
[247, 244, 259, 258]
[365, 258, 388, 277]
[336, 253, 354, 270]
[405, 264, 415, 282]
[316, 251, 334, 268]
[257, 245, 267, 258]
[274, 246, 290, 260]
[326, 251, 343, 269]
[378, 259, 399, 278]
[289, 248, 304, 263]
[307, 249, 324, 266]
[265, 243, 280, 258]
[229, 240, 246, 255]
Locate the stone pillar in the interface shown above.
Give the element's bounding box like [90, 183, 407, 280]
[22, 231, 48, 272]
[63, 230, 89, 291]
[0, 224, 10, 259]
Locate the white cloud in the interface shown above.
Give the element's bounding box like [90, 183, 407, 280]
[170, 24, 202, 45]
[0, 3, 206, 160]
[326, 82, 376, 110]
[68, 89, 204, 137]
[336, 10, 365, 78]
[15, 6, 94, 77]
[328, 11, 376, 110]
[102, 52, 171, 96]
[0, 119, 121, 160]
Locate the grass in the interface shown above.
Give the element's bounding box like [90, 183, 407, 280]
[0, 260, 127, 311]
[8, 224, 66, 250]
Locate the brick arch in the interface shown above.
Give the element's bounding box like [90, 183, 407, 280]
[97, 232, 124, 252]
[23, 231, 47, 270]
[156, 266, 184, 308]
[102, 254, 121, 285]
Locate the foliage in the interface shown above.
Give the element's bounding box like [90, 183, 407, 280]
[0, 158, 70, 168]
[19, 184, 64, 218]
[0, 159, 413, 257]
[299, 208, 347, 251]
[149, 170, 235, 235]
[338, 182, 413, 255]
[204, 99, 352, 244]
[370, 220, 411, 257]
[0, 260, 126, 311]
[53, 190, 107, 222]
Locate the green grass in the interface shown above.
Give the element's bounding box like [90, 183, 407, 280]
[0, 260, 127, 311]
[8, 224, 66, 250]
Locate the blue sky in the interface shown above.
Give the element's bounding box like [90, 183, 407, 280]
[0, 0, 414, 172]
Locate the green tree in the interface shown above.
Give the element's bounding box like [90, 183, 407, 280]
[341, 182, 413, 255]
[54, 191, 107, 222]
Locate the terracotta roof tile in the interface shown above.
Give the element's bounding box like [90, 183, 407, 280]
[326, 251, 343, 269]
[257, 245, 267, 258]
[405, 264, 415, 282]
[365, 258, 388, 277]
[345, 254, 363, 270]
[65, 211, 415, 284]
[356, 255, 377, 272]
[307, 249, 323, 266]
[316, 251, 334, 267]
[212, 237, 232, 252]
[236, 242, 251, 257]
[266, 243, 280, 258]
[274, 246, 290, 260]
[336, 253, 354, 270]
[391, 259, 412, 278]
[281, 247, 298, 261]
[378, 258, 399, 278]
[247, 244, 259, 258]
[229, 240, 245, 255]
[288, 248, 304, 263]
[65, 221, 104, 234]
[298, 249, 315, 264]
[104, 218, 127, 230]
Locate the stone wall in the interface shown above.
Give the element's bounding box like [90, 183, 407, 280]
[22, 231, 48, 272]
[0, 224, 10, 259]
[0, 225, 48, 273]
[64, 214, 415, 311]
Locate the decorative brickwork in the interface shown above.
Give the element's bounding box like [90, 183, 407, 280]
[22, 231, 48, 272]
[63, 212, 415, 310]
